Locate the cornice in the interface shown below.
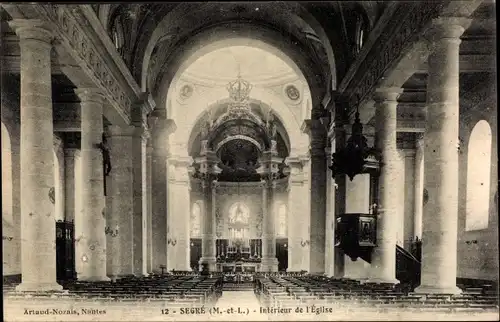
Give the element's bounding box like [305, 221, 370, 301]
[338, 1, 450, 113]
[33, 4, 138, 124]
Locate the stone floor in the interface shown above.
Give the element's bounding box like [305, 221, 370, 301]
[3, 291, 499, 322]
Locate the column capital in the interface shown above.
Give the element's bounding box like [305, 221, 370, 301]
[426, 17, 472, 42]
[8, 19, 54, 44]
[373, 87, 404, 103]
[75, 88, 106, 104]
[53, 135, 63, 150]
[64, 148, 80, 158]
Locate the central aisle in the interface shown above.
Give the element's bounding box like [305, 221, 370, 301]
[212, 291, 269, 321]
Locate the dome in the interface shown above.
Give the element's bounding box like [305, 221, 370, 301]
[183, 46, 294, 82]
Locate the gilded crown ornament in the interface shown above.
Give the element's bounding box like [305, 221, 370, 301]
[226, 69, 253, 117]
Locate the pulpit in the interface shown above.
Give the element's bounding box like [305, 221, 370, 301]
[335, 213, 376, 262]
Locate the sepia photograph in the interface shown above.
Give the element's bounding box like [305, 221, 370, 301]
[1, 1, 498, 321]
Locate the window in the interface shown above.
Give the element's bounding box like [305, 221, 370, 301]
[466, 120, 492, 231]
[276, 203, 287, 237]
[355, 13, 368, 54]
[191, 202, 201, 238]
[110, 16, 124, 56]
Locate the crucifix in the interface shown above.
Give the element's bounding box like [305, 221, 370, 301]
[97, 133, 112, 196]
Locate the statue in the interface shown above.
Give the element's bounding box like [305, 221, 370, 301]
[200, 119, 211, 140]
[98, 133, 112, 196]
[267, 112, 277, 140]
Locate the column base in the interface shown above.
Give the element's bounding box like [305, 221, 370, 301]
[199, 257, 217, 271]
[366, 277, 400, 285]
[260, 257, 279, 272]
[414, 284, 462, 295]
[15, 282, 63, 292]
[78, 275, 111, 282]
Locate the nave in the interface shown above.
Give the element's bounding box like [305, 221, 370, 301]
[3, 272, 499, 321]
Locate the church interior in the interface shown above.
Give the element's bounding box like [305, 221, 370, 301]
[1, 1, 498, 320]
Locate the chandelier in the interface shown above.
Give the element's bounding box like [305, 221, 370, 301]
[330, 109, 380, 181]
[226, 72, 253, 117]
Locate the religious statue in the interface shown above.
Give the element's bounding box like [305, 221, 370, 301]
[266, 112, 277, 140]
[98, 133, 112, 196]
[200, 119, 211, 140]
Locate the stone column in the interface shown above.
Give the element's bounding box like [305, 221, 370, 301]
[53, 137, 65, 221]
[415, 18, 470, 295]
[324, 146, 335, 276]
[402, 149, 416, 250]
[261, 179, 279, 272]
[151, 118, 175, 273]
[369, 88, 402, 284]
[132, 127, 145, 276]
[414, 135, 425, 239]
[334, 124, 347, 278]
[199, 178, 217, 271]
[146, 143, 154, 274]
[258, 150, 281, 272]
[140, 132, 149, 276]
[106, 125, 135, 279]
[308, 120, 327, 274]
[64, 148, 80, 222]
[286, 156, 310, 272]
[74, 88, 109, 281]
[196, 149, 221, 271]
[167, 157, 192, 271]
[8, 19, 62, 292]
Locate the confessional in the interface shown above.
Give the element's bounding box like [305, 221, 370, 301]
[276, 238, 288, 271]
[55, 220, 76, 281]
[190, 238, 202, 271]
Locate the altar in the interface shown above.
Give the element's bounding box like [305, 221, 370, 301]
[217, 261, 261, 273]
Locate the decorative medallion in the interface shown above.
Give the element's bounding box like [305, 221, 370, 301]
[285, 84, 300, 101]
[179, 84, 194, 100]
[49, 187, 55, 204]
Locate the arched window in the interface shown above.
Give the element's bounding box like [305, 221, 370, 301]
[110, 16, 124, 56]
[276, 203, 287, 237]
[355, 13, 368, 54]
[466, 120, 492, 231]
[2, 122, 13, 225]
[191, 202, 201, 238]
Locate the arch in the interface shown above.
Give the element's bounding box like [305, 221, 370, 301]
[276, 202, 287, 237]
[466, 120, 492, 231]
[151, 25, 327, 112]
[178, 87, 309, 157]
[138, 3, 336, 102]
[1, 122, 13, 225]
[190, 201, 202, 238]
[216, 136, 263, 153]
